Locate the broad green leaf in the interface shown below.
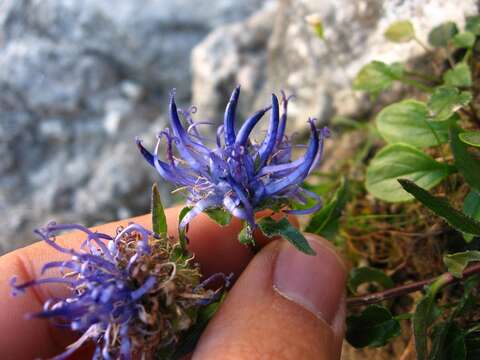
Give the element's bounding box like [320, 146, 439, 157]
[348, 267, 394, 294]
[398, 179, 480, 235]
[353, 61, 403, 94]
[450, 126, 480, 194]
[151, 183, 167, 237]
[413, 279, 444, 360]
[178, 206, 192, 251]
[305, 178, 349, 236]
[466, 15, 480, 35]
[366, 144, 451, 202]
[463, 190, 480, 242]
[428, 86, 472, 121]
[443, 63, 472, 87]
[459, 131, 480, 147]
[428, 21, 459, 47]
[258, 217, 315, 255]
[452, 31, 476, 48]
[346, 305, 401, 348]
[205, 208, 232, 226]
[384, 20, 415, 43]
[444, 251, 480, 278]
[376, 100, 451, 147]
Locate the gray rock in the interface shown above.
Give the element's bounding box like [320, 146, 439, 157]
[0, 0, 264, 253]
[192, 0, 478, 130]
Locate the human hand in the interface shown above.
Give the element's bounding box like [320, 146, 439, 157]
[0, 207, 346, 359]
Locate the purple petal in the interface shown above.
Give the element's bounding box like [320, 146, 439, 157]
[261, 119, 319, 198]
[224, 86, 240, 146]
[235, 106, 271, 146]
[257, 94, 280, 168]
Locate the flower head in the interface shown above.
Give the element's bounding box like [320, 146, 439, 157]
[137, 86, 329, 230]
[11, 222, 220, 359]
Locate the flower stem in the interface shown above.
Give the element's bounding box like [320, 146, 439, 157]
[346, 263, 480, 307]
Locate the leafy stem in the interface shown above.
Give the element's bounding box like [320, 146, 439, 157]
[346, 263, 480, 307]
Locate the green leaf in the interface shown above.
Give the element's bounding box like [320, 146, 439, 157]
[305, 178, 349, 236]
[430, 323, 467, 360]
[459, 131, 480, 148]
[413, 279, 444, 360]
[444, 251, 480, 278]
[353, 61, 404, 94]
[452, 31, 476, 49]
[151, 183, 167, 237]
[376, 100, 452, 147]
[428, 21, 459, 47]
[346, 305, 401, 348]
[398, 179, 480, 235]
[306, 14, 324, 39]
[428, 86, 472, 121]
[463, 190, 480, 242]
[348, 267, 394, 294]
[168, 295, 226, 359]
[238, 223, 255, 246]
[466, 15, 480, 36]
[178, 206, 192, 251]
[205, 208, 232, 226]
[366, 144, 451, 202]
[384, 20, 415, 43]
[450, 126, 480, 194]
[258, 217, 315, 255]
[443, 63, 472, 87]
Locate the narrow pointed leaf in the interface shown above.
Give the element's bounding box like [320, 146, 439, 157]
[398, 179, 480, 235]
[178, 206, 192, 251]
[463, 190, 480, 242]
[151, 183, 167, 236]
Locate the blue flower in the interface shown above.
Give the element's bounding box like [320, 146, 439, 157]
[137, 86, 329, 231]
[11, 222, 215, 359]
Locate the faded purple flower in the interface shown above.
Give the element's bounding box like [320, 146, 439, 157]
[137, 86, 329, 231]
[11, 222, 217, 359]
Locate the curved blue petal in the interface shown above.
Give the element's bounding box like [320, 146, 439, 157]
[224, 86, 240, 146]
[257, 94, 279, 168]
[261, 119, 319, 198]
[235, 106, 271, 146]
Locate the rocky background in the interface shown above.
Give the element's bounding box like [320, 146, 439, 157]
[1, 0, 477, 253]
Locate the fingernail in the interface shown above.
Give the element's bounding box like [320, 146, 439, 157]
[273, 235, 347, 326]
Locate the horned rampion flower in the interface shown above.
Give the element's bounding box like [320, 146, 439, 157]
[11, 222, 221, 359]
[137, 86, 329, 234]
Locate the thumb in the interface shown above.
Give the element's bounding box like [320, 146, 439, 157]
[193, 234, 347, 360]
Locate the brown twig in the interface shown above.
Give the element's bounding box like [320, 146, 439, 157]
[347, 263, 480, 307]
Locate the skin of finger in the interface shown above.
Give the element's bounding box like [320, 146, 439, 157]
[0, 207, 296, 358]
[193, 238, 346, 360]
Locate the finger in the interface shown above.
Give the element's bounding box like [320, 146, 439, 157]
[0, 206, 296, 358]
[193, 234, 347, 360]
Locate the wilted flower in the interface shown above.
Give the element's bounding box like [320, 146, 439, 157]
[137, 86, 329, 231]
[11, 222, 220, 359]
